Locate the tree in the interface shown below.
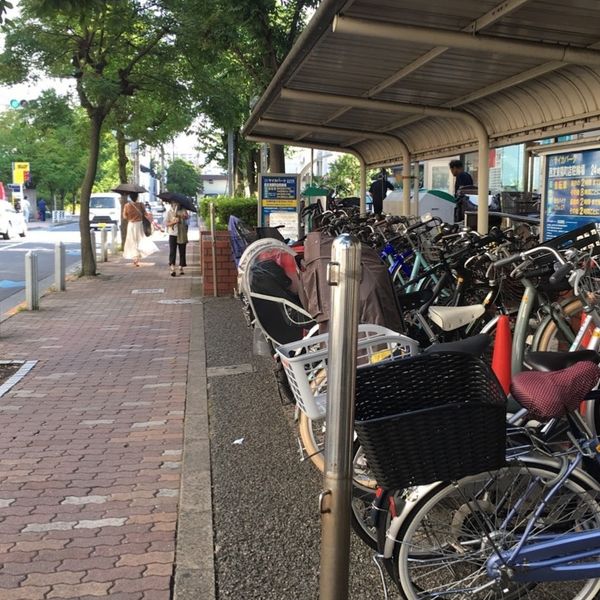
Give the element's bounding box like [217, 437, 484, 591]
[180, 0, 318, 190]
[323, 154, 362, 197]
[0, 0, 188, 275]
[166, 158, 201, 196]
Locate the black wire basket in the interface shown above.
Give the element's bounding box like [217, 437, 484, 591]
[354, 352, 507, 490]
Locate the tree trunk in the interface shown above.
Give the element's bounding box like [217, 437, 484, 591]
[79, 112, 104, 276]
[269, 143, 285, 173]
[116, 128, 129, 248]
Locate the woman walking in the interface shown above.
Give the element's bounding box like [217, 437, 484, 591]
[122, 192, 158, 266]
[165, 202, 189, 276]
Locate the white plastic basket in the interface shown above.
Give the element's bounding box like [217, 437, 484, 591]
[276, 325, 419, 420]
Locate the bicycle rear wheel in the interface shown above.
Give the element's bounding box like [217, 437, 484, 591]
[394, 460, 600, 600]
[297, 412, 378, 547]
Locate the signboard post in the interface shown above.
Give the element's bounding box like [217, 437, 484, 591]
[543, 149, 600, 240]
[258, 173, 299, 241]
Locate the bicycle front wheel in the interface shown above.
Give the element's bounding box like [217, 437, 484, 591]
[394, 460, 600, 600]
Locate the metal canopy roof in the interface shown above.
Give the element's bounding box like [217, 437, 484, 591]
[243, 0, 600, 167]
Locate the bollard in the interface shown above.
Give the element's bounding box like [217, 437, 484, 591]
[90, 230, 97, 263]
[319, 234, 361, 600]
[25, 251, 39, 310]
[210, 202, 217, 297]
[55, 241, 66, 291]
[100, 228, 108, 262]
[111, 224, 118, 254]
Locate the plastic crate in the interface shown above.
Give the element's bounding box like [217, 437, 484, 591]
[276, 325, 419, 420]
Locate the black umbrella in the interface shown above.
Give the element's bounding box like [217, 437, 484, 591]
[112, 182, 148, 194]
[158, 191, 197, 212]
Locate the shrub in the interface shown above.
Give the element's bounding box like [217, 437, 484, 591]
[199, 196, 258, 230]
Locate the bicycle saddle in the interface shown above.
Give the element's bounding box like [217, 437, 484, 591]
[511, 361, 600, 419]
[428, 305, 485, 332]
[524, 349, 600, 372]
[425, 334, 491, 357]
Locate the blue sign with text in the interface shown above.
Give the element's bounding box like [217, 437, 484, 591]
[544, 149, 600, 240]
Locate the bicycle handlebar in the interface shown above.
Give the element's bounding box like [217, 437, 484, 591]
[494, 245, 568, 269]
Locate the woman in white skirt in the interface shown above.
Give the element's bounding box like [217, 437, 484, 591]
[122, 192, 158, 266]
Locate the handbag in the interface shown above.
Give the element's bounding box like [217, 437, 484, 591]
[133, 202, 152, 236]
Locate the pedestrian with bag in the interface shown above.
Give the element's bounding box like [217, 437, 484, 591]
[122, 192, 158, 266]
[165, 201, 189, 277]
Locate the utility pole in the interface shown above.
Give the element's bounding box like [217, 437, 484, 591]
[130, 141, 140, 185]
[227, 130, 235, 196]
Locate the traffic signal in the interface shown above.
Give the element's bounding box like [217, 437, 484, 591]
[9, 99, 28, 109]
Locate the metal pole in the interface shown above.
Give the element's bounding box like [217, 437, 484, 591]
[477, 136, 490, 234]
[359, 160, 367, 215]
[55, 241, 66, 291]
[25, 251, 39, 310]
[90, 230, 97, 264]
[100, 228, 108, 262]
[111, 224, 118, 254]
[227, 131, 235, 196]
[319, 234, 361, 600]
[210, 202, 218, 298]
[310, 148, 314, 186]
[413, 162, 420, 215]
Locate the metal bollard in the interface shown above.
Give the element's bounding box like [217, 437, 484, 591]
[111, 224, 118, 254]
[55, 241, 66, 291]
[319, 234, 361, 600]
[100, 228, 108, 262]
[90, 230, 97, 262]
[25, 251, 39, 310]
[210, 202, 217, 297]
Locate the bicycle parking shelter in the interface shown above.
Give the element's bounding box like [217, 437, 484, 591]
[243, 0, 600, 235]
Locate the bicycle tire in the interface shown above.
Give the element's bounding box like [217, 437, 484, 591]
[532, 297, 584, 353]
[393, 459, 600, 600]
[297, 412, 379, 547]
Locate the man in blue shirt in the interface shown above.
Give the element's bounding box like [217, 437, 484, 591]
[449, 160, 474, 196]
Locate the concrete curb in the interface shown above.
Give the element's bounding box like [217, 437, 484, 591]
[173, 273, 216, 599]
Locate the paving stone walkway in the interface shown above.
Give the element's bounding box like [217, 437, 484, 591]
[0, 239, 198, 599]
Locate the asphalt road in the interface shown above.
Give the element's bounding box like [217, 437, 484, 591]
[0, 221, 82, 305]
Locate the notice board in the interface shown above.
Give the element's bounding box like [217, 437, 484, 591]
[258, 173, 299, 240]
[544, 149, 600, 240]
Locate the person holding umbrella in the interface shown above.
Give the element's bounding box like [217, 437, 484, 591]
[117, 183, 158, 267]
[159, 192, 192, 277]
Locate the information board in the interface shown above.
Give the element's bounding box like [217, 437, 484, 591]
[258, 173, 299, 240]
[544, 149, 600, 240]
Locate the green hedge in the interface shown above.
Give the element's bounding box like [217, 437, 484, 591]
[199, 196, 258, 230]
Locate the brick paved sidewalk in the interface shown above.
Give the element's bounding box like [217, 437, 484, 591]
[0, 240, 199, 599]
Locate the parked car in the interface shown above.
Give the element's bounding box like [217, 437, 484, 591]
[0, 200, 27, 239]
[89, 192, 121, 230]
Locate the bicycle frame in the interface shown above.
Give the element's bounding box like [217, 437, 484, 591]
[486, 447, 600, 584]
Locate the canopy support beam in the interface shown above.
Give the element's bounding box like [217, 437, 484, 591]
[332, 15, 600, 66]
[280, 88, 490, 231]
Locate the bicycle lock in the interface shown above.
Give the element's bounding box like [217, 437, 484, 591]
[319, 234, 361, 600]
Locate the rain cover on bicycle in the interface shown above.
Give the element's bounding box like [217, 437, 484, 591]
[243, 241, 314, 345]
[298, 231, 404, 332]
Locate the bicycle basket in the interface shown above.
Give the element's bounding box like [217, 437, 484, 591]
[354, 352, 506, 490]
[276, 325, 419, 421]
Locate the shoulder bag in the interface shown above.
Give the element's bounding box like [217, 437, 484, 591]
[133, 202, 152, 237]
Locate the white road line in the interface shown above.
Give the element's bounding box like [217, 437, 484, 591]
[0, 242, 25, 251]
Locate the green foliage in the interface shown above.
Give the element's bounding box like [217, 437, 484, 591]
[0, 90, 113, 205]
[166, 159, 202, 197]
[322, 154, 362, 197]
[199, 195, 257, 229]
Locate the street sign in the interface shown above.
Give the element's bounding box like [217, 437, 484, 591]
[12, 162, 30, 185]
[258, 173, 299, 240]
[7, 184, 20, 192]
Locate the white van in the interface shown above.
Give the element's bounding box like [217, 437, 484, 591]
[89, 192, 121, 230]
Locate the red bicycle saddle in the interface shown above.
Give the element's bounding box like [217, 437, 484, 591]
[511, 361, 600, 420]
